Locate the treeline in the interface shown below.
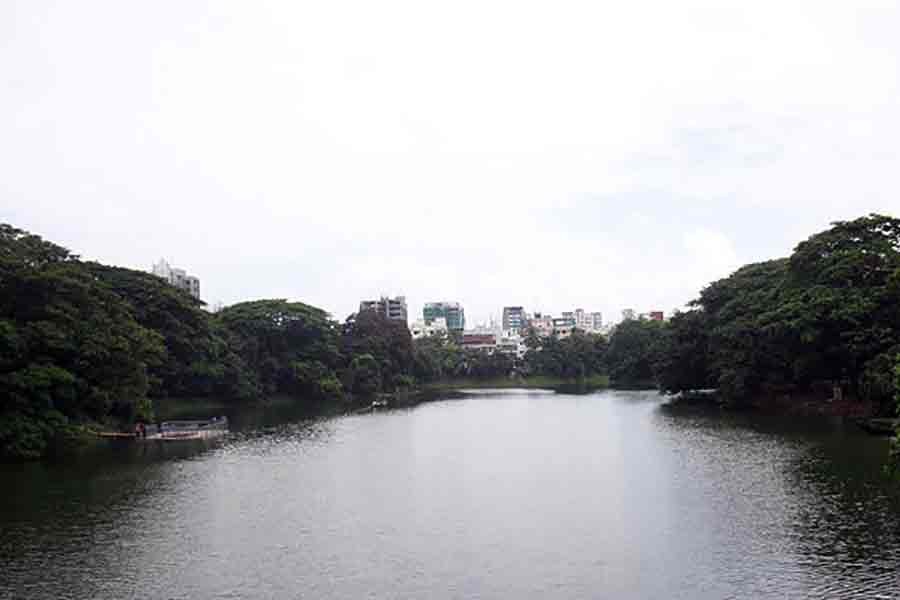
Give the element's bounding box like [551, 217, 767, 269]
[0, 222, 644, 460]
[649, 214, 900, 415]
[5, 214, 900, 459]
[410, 329, 610, 383]
[0, 225, 421, 459]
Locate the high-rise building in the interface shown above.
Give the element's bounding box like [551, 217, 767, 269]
[502, 306, 526, 332]
[151, 258, 200, 300]
[360, 296, 408, 323]
[574, 308, 586, 329]
[423, 301, 465, 331]
[574, 308, 603, 333]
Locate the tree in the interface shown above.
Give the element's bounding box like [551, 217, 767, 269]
[655, 309, 715, 394]
[521, 329, 608, 380]
[0, 225, 164, 459]
[86, 263, 253, 399]
[604, 320, 665, 387]
[346, 353, 381, 396]
[698, 259, 793, 400]
[216, 299, 341, 399]
[672, 214, 900, 405]
[341, 311, 414, 392]
[784, 214, 900, 394]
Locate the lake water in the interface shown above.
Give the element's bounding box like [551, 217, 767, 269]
[2, 390, 900, 599]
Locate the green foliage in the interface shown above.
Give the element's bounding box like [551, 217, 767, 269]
[86, 263, 252, 399]
[887, 357, 900, 477]
[524, 330, 608, 380]
[292, 360, 343, 400]
[412, 332, 468, 381]
[664, 214, 900, 407]
[341, 311, 414, 392]
[603, 321, 664, 386]
[216, 299, 341, 399]
[0, 409, 68, 460]
[699, 259, 794, 400]
[655, 310, 714, 394]
[413, 332, 519, 382]
[8, 213, 900, 461]
[859, 351, 899, 416]
[346, 353, 382, 396]
[0, 225, 168, 459]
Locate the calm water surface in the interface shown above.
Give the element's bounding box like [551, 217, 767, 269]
[2, 390, 900, 599]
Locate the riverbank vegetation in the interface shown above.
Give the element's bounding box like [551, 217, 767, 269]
[2, 224, 599, 459]
[656, 214, 900, 417]
[5, 214, 900, 460]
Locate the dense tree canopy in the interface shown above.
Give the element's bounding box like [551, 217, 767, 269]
[217, 299, 342, 399]
[654, 310, 714, 394]
[659, 214, 900, 411]
[523, 330, 607, 380]
[341, 310, 415, 394]
[0, 226, 164, 458]
[86, 263, 252, 399]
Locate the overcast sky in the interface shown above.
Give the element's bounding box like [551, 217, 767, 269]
[3, 1, 900, 325]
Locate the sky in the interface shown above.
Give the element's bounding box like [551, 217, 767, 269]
[2, 0, 900, 325]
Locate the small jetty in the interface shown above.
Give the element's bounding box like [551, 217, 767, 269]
[151, 417, 229, 440]
[100, 417, 229, 441]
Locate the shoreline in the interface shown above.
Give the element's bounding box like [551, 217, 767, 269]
[667, 390, 879, 419]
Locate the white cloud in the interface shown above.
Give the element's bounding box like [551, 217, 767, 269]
[2, 0, 900, 324]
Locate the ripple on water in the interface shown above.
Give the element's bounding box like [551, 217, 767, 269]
[2, 391, 900, 599]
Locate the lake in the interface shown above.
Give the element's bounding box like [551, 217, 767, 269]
[2, 389, 899, 599]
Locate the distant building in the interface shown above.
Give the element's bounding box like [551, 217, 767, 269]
[410, 317, 448, 339]
[649, 311, 664, 322]
[423, 301, 465, 331]
[502, 306, 526, 333]
[496, 331, 528, 358]
[151, 258, 200, 300]
[549, 314, 576, 338]
[529, 312, 554, 337]
[574, 308, 587, 330]
[461, 333, 497, 351]
[573, 309, 603, 333]
[560, 312, 576, 327]
[360, 296, 408, 323]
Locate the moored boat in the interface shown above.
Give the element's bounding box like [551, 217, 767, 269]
[149, 416, 229, 440]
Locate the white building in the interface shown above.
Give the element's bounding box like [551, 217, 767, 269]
[410, 317, 448, 339]
[360, 296, 408, 323]
[574, 309, 603, 333]
[496, 332, 528, 359]
[502, 306, 526, 334]
[151, 259, 200, 300]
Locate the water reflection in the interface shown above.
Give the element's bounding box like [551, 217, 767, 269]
[657, 399, 900, 597]
[2, 391, 899, 599]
